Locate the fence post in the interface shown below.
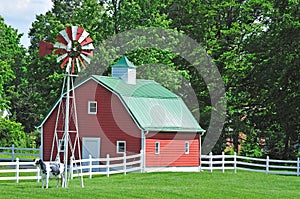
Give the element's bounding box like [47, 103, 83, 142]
[266, 156, 269, 175]
[106, 154, 110, 177]
[123, 153, 127, 175]
[16, 158, 19, 183]
[89, 154, 92, 179]
[199, 153, 202, 172]
[70, 156, 74, 179]
[222, 152, 225, 173]
[209, 152, 213, 173]
[11, 144, 15, 162]
[234, 152, 237, 174]
[140, 150, 144, 173]
[297, 157, 299, 177]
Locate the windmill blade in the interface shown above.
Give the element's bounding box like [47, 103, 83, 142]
[78, 56, 86, 69]
[76, 27, 84, 41]
[54, 49, 67, 55]
[54, 42, 67, 50]
[57, 53, 68, 63]
[78, 30, 89, 43]
[80, 37, 93, 46]
[71, 26, 78, 41]
[39, 41, 54, 57]
[81, 50, 93, 57]
[59, 29, 72, 45]
[80, 53, 91, 64]
[75, 58, 81, 72]
[72, 58, 75, 73]
[66, 57, 72, 73]
[60, 55, 69, 68]
[66, 27, 73, 43]
[56, 35, 68, 45]
[81, 43, 94, 50]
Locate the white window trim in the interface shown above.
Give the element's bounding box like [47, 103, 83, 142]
[185, 141, 190, 154]
[117, 141, 126, 154]
[58, 139, 65, 152]
[155, 142, 160, 154]
[88, 101, 97, 114]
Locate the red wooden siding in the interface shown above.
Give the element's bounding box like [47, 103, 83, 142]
[42, 79, 141, 161]
[146, 132, 199, 166]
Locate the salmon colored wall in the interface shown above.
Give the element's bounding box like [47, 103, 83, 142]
[146, 132, 199, 166]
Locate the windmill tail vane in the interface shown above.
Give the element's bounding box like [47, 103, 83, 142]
[39, 26, 94, 74]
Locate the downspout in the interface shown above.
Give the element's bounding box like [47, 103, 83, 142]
[199, 130, 206, 172]
[141, 130, 149, 172]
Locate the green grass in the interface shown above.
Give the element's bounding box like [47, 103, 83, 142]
[0, 171, 299, 199]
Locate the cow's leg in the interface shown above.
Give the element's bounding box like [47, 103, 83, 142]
[41, 177, 44, 188]
[46, 173, 49, 189]
[56, 176, 59, 188]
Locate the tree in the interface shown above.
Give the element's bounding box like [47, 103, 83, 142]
[244, 0, 300, 159]
[0, 17, 29, 147]
[165, 0, 272, 153]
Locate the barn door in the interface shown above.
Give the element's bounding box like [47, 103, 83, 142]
[82, 137, 100, 159]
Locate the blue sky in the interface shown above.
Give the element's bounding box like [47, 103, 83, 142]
[0, 0, 53, 48]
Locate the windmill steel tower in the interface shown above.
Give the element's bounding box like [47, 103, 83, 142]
[39, 26, 94, 188]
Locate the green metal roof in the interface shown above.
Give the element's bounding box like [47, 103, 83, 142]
[92, 75, 204, 132]
[112, 55, 136, 68]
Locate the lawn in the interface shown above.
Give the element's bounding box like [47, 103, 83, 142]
[0, 171, 299, 199]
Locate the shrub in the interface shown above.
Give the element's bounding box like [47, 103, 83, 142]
[0, 118, 26, 148]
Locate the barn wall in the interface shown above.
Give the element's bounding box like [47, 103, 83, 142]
[146, 132, 199, 166]
[76, 79, 142, 157]
[42, 78, 142, 161]
[42, 108, 58, 161]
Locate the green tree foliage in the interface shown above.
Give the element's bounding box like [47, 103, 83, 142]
[0, 16, 20, 110]
[244, 0, 300, 159]
[166, 0, 299, 158]
[3, 0, 299, 159]
[0, 16, 32, 147]
[0, 118, 26, 147]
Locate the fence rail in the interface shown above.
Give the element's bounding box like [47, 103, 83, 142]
[0, 144, 40, 161]
[201, 152, 300, 176]
[0, 153, 142, 183]
[70, 153, 142, 179]
[0, 158, 40, 183]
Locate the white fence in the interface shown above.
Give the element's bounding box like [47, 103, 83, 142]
[70, 153, 142, 179]
[0, 144, 40, 161]
[201, 152, 300, 176]
[0, 153, 142, 183]
[0, 158, 40, 183]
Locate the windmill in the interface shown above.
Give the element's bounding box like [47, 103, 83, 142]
[39, 26, 94, 188]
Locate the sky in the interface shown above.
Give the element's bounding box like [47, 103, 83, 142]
[0, 0, 53, 48]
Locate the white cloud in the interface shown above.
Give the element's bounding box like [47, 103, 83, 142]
[0, 0, 53, 47]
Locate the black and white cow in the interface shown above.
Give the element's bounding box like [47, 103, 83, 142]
[34, 158, 64, 188]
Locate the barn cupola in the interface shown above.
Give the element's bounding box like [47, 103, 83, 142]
[112, 55, 136, 84]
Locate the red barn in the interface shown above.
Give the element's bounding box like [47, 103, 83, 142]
[37, 56, 205, 171]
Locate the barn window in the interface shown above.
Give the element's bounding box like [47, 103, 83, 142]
[155, 142, 160, 154]
[185, 141, 190, 154]
[88, 101, 97, 114]
[117, 141, 126, 154]
[58, 139, 65, 152]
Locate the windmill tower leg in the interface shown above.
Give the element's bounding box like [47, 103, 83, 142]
[51, 73, 84, 188]
[39, 26, 93, 188]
